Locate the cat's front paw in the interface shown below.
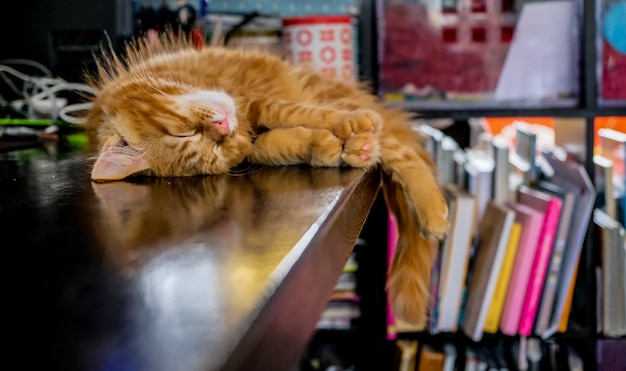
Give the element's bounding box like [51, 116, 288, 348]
[333, 110, 382, 139]
[341, 131, 380, 168]
[416, 191, 449, 239]
[309, 129, 343, 167]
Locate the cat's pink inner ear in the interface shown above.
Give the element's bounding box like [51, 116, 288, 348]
[91, 141, 150, 181]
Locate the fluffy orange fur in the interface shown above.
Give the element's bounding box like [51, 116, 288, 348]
[85, 35, 449, 328]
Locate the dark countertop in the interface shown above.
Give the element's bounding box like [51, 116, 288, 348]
[0, 147, 381, 371]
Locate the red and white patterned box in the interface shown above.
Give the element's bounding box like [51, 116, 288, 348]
[282, 15, 355, 83]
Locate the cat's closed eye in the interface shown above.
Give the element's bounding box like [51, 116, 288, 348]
[169, 130, 198, 138]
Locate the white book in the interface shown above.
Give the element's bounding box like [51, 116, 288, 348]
[491, 134, 513, 204]
[595, 209, 626, 338]
[436, 185, 476, 333]
[438, 136, 459, 185]
[416, 124, 445, 161]
[443, 344, 457, 371]
[465, 146, 495, 227]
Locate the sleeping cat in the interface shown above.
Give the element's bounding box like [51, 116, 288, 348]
[84, 35, 448, 328]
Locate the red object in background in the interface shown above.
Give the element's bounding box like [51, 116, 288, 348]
[442, 27, 458, 43]
[501, 0, 515, 12]
[191, 28, 204, 49]
[472, 27, 487, 43]
[381, 3, 509, 94]
[602, 39, 626, 100]
[501, 26, 514, 42]
[471, 0, 487, 13]
[283, 15, 355, 83]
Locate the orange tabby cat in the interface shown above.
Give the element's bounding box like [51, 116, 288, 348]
[84, 35, 448, 328]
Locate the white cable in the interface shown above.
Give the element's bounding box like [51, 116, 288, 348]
[30, 83, 97, 124]
[0, 64, 38, 83]
[0, 64, 33, 97]
[28, 82, 97, 103]
[0, 59, 52, 77]
[0, 64, 68, 119]
[26, 78, 64, 121]
[0, 59, 98, 125]
[59, 102, 93, 125]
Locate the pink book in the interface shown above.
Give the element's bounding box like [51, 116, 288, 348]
[499, 202, 544, 336]
[516, 186, 563, 336]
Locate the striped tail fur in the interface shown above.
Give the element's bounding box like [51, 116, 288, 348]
[378, 111, 449, 328]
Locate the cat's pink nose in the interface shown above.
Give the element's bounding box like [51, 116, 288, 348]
[212, 118, 229, 134]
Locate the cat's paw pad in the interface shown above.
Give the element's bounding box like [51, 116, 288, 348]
[416, 193, 449, 239]
[333, 110, 382, 139]
[341, 132, 380, 168]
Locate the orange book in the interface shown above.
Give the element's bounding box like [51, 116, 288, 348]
[558, 258, 580, 332]
[417, 345, 445, 371]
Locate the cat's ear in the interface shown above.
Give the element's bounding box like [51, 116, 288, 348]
[91, 137, 150, 181]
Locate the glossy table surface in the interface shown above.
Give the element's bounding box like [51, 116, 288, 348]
[0, 147, 380, 371]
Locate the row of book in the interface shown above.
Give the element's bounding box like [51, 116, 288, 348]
[593, 128, 626, 338]
[388, 121, 597, 343]
[303, 243, 366, 370]
[393, 338, 586, 371]
[316, 250, 361, 330]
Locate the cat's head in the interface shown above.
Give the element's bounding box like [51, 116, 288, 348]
[88, 76, 252, 181]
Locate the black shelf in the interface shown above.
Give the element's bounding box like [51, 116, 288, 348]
[359, 0, 611, 369]
[395, 328, 593, 343]
[406, 107, 626, 120]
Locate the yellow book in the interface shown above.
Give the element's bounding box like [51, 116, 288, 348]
[484, 222, 522, 333]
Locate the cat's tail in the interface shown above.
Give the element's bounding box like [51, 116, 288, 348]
[378, 112, 448, 328]
[383, 177, 438, 328]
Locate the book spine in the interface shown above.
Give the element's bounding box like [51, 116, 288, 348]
[443, 344, 457, 371]
[387, 212, 398, 340]
[467, 209, 515, 341]
[396, 340, 418, 371]
[437, 195, 474, 333]
[535, 191, 574, 337]
[429, 249, 442, 333]
[557, 257, 581, 333]
[484, 222, 522, 333]
[534, 239, 566, 335]
[602, 227, 613, 336]
[435, 192, 455, 332]
[518, 199, 562, 336]
[499, 215, 541, 336]
[417, 347, 445, 371]
[492, 136, 511, 204]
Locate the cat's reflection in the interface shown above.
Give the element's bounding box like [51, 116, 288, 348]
[91, 165, 360, 259]
[92, 174, 233, 253]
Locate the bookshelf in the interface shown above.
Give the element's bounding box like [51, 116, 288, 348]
[353, 0, 626, 369]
